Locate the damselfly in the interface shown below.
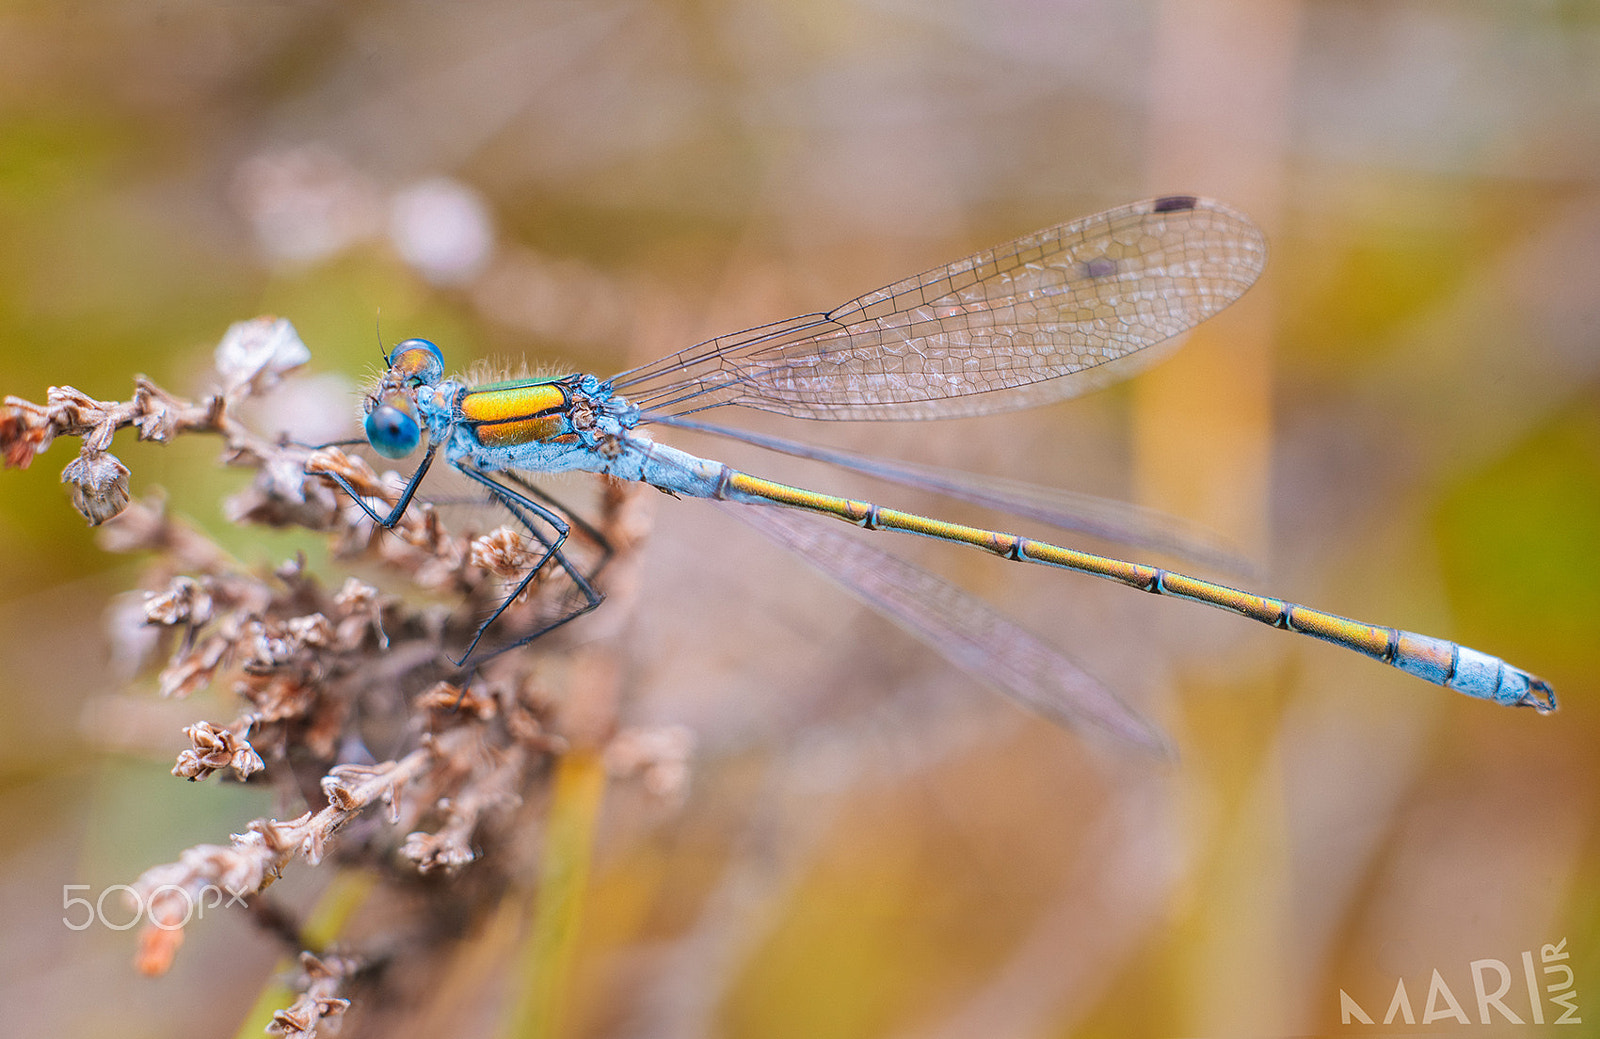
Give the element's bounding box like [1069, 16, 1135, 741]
[316, 195, 1556, 751]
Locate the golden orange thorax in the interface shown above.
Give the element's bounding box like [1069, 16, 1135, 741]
[459, 380, 572, 447]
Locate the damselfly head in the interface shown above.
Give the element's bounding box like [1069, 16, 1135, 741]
[364, 389, 423, 458]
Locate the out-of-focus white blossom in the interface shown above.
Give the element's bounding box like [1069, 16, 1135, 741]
[389, 177, 495, 286]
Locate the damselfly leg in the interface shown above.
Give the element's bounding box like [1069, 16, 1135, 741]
[452, 464, 605, 667]
[315, 447, 607, 670]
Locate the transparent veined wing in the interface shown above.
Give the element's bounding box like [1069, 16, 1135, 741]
[613, 196, 1265, 421]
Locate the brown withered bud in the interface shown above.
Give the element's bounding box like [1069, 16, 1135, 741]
[61, 448, 131, 525]
[0, 395, 55, 468]
[144, 576, 214, 628]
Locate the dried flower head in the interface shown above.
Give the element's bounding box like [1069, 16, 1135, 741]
[6, 318, 663, 1035]
[266, 952, 358, 1037]
[172, 720, 264, 781]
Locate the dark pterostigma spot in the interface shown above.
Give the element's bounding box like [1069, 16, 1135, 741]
[1152, 195, 1198, 213]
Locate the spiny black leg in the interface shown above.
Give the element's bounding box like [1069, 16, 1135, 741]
[457, 472, 570, 659]
[318, 442, 442, 529]
[471, 476, 562, 554]
[453, 464, 606, 669]
[498, 470, 616, 578]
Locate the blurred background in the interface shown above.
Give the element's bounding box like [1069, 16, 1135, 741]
[1, 1, 1596, 1036]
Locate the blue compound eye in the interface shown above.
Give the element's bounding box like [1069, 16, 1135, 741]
[389, 337, 445, 385]
[365, 394, 422, 458]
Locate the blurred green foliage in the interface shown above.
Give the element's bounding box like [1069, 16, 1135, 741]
[1437, 398, 1600, 672]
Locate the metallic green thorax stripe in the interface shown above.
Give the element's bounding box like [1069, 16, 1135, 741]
[470, 373, 573, 393]
[719, 468, 1410, 671]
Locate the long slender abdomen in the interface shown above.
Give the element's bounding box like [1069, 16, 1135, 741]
[714, 467, 1555, 712]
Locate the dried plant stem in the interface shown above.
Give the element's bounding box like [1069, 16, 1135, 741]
[2, 318, 693, 1037]
[234, 872, 378, 1039]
